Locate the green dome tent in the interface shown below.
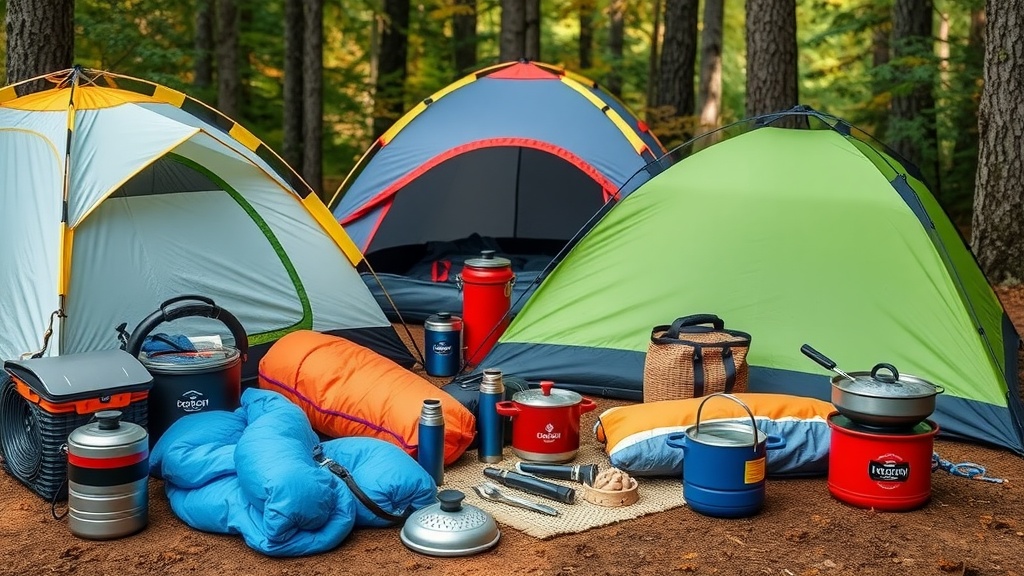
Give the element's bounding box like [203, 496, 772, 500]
[468, 107, 1024, 455]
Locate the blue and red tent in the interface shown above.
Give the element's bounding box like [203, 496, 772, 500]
[330, 61, 665, 321]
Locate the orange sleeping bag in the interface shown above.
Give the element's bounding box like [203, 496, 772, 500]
[257, 330, 475, 465]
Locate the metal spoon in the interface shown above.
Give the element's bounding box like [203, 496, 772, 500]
[472, 482, 560, 517]
[800, 344, 860, 383]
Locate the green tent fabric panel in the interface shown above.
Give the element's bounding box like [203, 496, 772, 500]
[905, 172, 1009, 378]
[846, 138, 1010, 392]
[502, 127, 1005, 406]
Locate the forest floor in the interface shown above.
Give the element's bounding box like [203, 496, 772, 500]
[3, 292, 1024, 576]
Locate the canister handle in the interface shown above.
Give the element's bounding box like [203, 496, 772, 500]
[125, 295, 249, 361]
[694, 393, 760, 453]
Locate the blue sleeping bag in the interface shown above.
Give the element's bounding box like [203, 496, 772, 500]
[151, 388, 437, 557]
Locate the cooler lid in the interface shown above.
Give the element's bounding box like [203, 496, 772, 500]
[4, 349, 153, 403]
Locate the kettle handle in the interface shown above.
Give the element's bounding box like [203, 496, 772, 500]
[695, 393, 760, 453]
[125, 295, 248, 360]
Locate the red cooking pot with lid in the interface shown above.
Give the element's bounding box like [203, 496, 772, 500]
[495, 381, 597, 463]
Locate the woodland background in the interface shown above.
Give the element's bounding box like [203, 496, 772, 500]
[3, 0, 1023, 284]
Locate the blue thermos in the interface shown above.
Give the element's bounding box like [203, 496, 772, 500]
[417, 399, 445, 485]
[424, 312, 463, 377]
[477, 368, 505, 463]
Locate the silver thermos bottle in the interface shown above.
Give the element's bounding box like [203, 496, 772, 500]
[477, 368, 505, 463]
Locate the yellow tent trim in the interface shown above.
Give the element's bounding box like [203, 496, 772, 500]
[559, 76, 647, 155]
[302, 194, 364, 266]
[4, 86, 161, 111]
[58, 224, 73, 295]
[229, 123, 261, 152]
[152, 85, 187, 108]
[0, 85, 17, 105]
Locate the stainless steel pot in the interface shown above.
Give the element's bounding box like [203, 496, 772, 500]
[831, 363, 944, 428]
[802, 345, 944, 428]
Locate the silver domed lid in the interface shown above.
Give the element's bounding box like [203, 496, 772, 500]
[400, 490, 500, 557]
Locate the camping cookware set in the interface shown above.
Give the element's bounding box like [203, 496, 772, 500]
[801, 344, 944, 511]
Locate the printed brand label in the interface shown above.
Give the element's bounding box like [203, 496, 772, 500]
[536, 422, 562, 443]
[869, 454, 911, 488]
[432, 340, 452, 356]
[177, 389, 210, 413]
[744, 457, 766, 484]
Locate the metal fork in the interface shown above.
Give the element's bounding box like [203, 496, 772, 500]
[472, 482, 560, 516]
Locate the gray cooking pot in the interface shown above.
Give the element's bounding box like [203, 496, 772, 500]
[830, 363, 944, 428]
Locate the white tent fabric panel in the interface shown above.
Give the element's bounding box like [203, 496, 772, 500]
[0, 108, 68, 151]
[68, 105, 198, 227]
[173, 136, 391, 331]
[139, 102, 294, 194]
[62, 191, 304, 354]
[0, 131, 64, 360]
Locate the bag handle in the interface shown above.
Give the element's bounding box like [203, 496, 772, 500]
[125, 295, 248, 361]
[664, 314, 725, 338]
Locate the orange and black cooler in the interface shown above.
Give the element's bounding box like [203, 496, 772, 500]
[0, 350, 152, 501]
[458, 250, 516, 366]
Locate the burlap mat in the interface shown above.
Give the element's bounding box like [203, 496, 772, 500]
[442, 441, 686, 539]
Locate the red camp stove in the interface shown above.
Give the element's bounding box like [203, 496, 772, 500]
[827, 412, 938, 512]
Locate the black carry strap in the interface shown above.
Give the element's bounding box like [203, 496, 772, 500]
[312, 445, 412, 526]
[722, 347, 737, 392]
[663, 314, 725, 339]
[691, 346, 705, 397]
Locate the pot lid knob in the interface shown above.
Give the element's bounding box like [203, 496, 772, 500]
[870, 363, 900, 384]
[437, 489, 465, 512]
[539, 380, 554, 396]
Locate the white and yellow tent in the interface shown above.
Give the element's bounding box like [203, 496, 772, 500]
[0, 67, 412, 369]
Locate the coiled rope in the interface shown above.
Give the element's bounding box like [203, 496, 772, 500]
[932, 452, 1005, 483]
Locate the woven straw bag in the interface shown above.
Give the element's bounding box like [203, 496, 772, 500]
[643, 314, 752, 402]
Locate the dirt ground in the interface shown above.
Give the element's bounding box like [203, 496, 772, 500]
[3, 294, 1024, 576]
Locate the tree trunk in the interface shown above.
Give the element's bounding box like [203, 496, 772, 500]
[657, 0, 699, 125]
[890, 0, 939, 188]
[302, 0, 324, 197]
[525, 0, 540, 61]
[453, 0, 477, 74]
[4, 0, 73, 90]
[579, 0, 595, 70]
[697, 0, 724, 131]
[745, 0, 798, 117]
[372, 0, 409, 140]
[645, 0, 661, 111]
[194, 0, 215, 89]
[606, 0, 625, 97]
[283, 0, 304, 172]
[971, 0, 1024, 284]
[500, 0, 526, 62]
[216, 0, 241, 118]
[950, 8, 985, 183]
